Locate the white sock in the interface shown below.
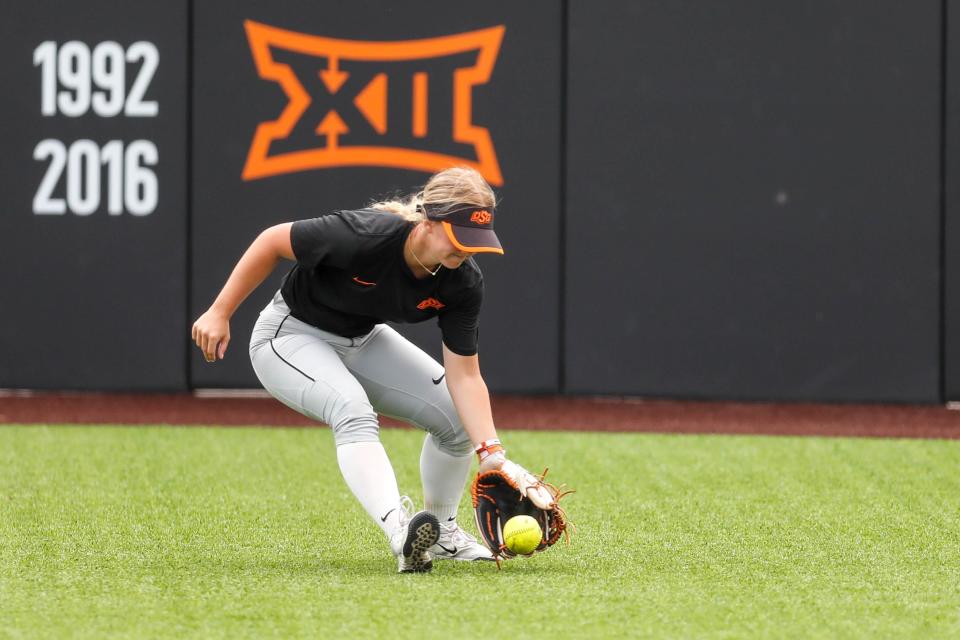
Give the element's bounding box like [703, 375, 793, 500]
[336, 441, 402, 537]
[420, 435, 472, 523]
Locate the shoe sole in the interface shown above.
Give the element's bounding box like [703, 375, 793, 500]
[400, 512, 440, 573]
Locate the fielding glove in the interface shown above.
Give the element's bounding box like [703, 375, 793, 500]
[471, 461, 573, 562]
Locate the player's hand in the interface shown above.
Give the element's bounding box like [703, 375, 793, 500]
[479, 452, 555, 510]
[192, 309, 231, 362]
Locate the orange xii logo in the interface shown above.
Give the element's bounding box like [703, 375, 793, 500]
[242, 21, 505, 185]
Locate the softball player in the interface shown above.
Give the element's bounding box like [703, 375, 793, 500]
[192, 167, 554, 573]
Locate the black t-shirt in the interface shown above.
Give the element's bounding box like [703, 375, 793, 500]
[280, 209, 484, 356]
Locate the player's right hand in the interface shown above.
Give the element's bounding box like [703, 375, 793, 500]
[192, 309, 231, 362]
[479, 452, 556, 510]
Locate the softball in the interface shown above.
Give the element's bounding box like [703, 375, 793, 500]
[503, 515, 542, 555]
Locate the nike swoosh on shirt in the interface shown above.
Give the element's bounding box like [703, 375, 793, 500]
[352, 276, 377, 286]
[432, 374, 445, 385]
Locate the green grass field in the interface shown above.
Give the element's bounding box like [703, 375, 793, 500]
[1, 425, 959, 639]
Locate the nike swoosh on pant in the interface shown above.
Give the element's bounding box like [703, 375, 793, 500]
[380, 508, 396, 523]
[432, 373, 445, 385]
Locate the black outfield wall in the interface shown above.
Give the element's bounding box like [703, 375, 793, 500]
[0, 0, 951, 403]
[946, 0, 960, 400]
[0, 0, 188, 390]
[566, 1, 942, 402]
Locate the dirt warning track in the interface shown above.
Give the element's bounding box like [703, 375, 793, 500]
[1, 391, 959, 439]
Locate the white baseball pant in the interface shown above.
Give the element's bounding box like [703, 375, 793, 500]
[248, 291, 472, 456]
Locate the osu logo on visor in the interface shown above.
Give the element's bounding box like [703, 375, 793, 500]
[242, 20, 504, 185]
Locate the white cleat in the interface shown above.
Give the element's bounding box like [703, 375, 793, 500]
[389, 497, 440, 573]
[430, 518, 495, 562]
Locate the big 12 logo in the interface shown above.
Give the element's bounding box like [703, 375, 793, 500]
[242, 21, 505, 186]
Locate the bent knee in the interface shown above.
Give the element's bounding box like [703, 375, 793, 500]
[329, 399, 381, 446]
[439, 433, 473, 456]
[415, 405, 472, 455]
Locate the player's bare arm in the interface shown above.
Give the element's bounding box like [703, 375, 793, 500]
[441, 346, 497, 443]
[191, 222, 293, 362]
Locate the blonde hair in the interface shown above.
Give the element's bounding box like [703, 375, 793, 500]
[370, 166, 496, 222]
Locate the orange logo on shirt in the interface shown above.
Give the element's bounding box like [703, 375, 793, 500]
[417, 297, 445, 310]
[242, 21, 504, 185]
[470, 210, 492, 224]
